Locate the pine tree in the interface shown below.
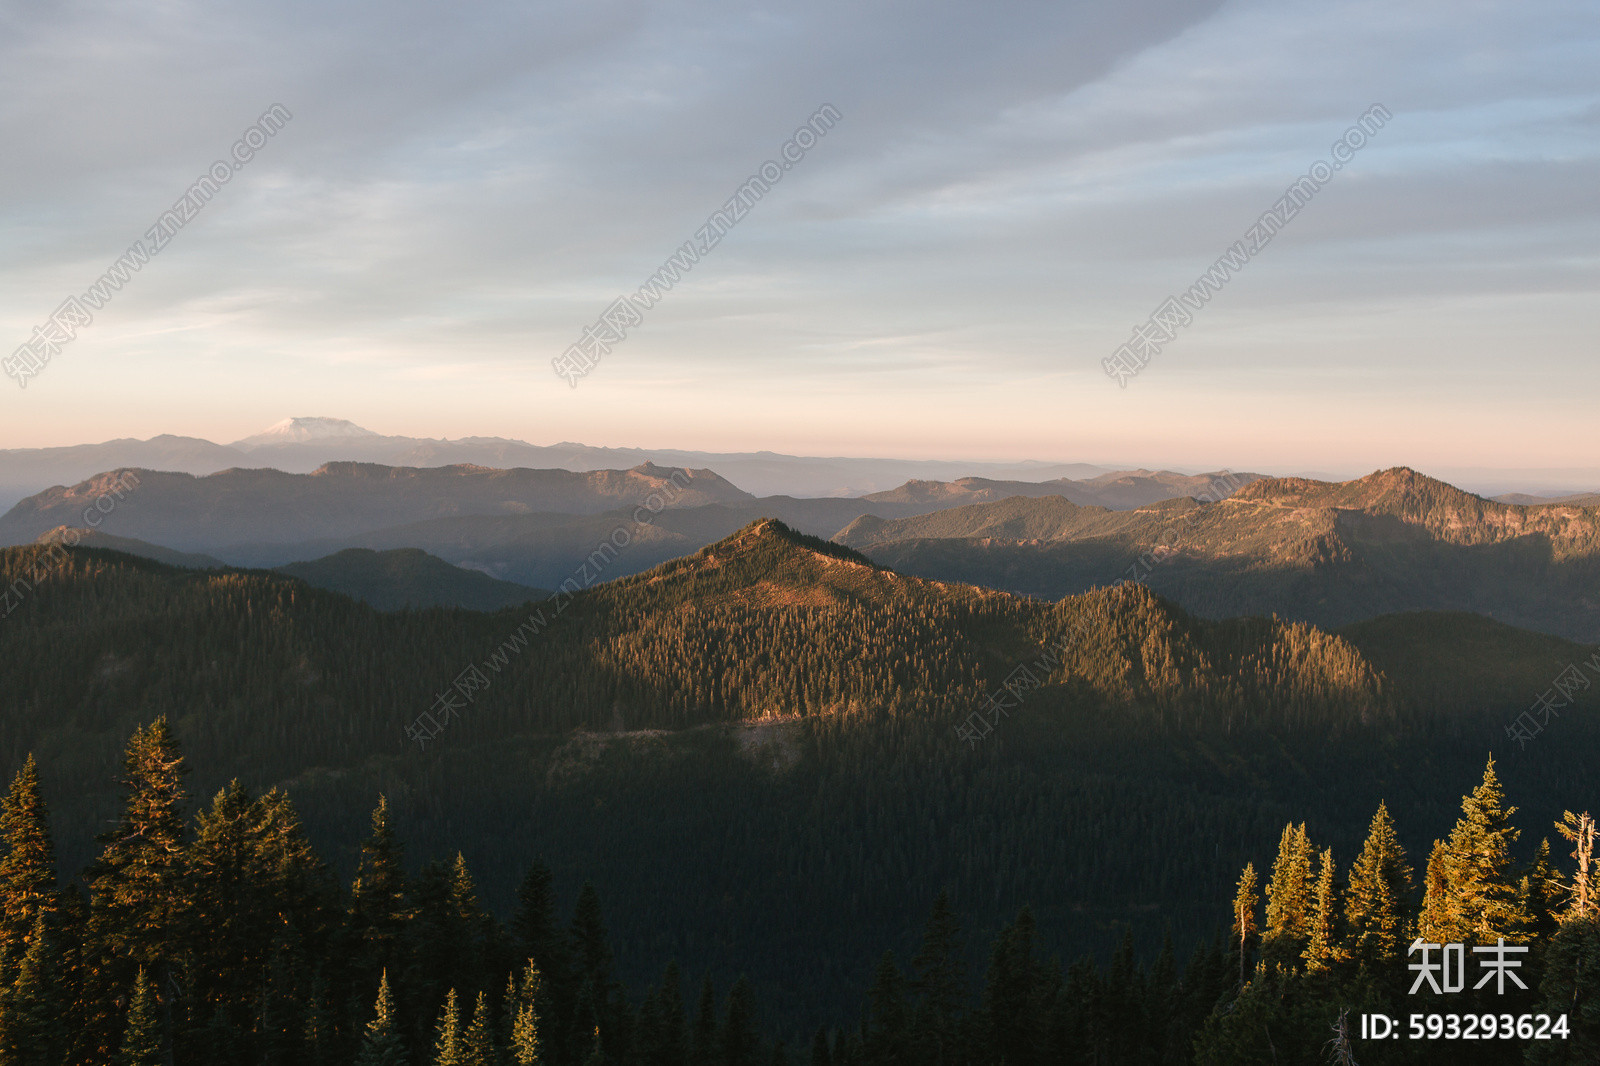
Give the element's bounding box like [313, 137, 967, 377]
[0, 913, 66, 1063]
[810, 1027, 833, 1066]
[982, 908, 1048, 1066]
[1302, 847, 1339, 972]
[1343, 802, 1412, 966]
[0, 755, 57, 953]
[863, 952, 908, 1062]
[463, 990, 495, 1066]
[908, 891, 964, 1064]
[1418, 759, 1527, 941]
[119, 967, 161, 1066]
[583, 1025, 604, 1066]
[89, 719, 190, 968]
[355, 971, 407, 1066]
[1263, 823, 1314, 948]
[508, 961, 543, 1065]
[433, 988, 465, 1066]
[1230, 863, 1259, 987]
[1526, 838, 1564, 944]
[350, 796, 411, 982]
[1529, 915, 1600, 1065]
[648, 961, 687, 1066]
[721, 976, 762, 1066]
[692, 976, 717, 1066]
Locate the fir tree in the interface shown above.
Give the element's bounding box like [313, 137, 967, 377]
[982, 908, 1048, 1066]
[355, 970, 406, 1066]
[1263, 823, 1314, 950]
[863, 951, 908, 1062]
[1302, 847, 1339, 972]
[350, 796, 411, 983]
[692, 976, 717, 1066]
[0, 755, 57, 953]
[433, 988, 464, 1066]
[810, 1027, 833, 1066]
[908, 891, 964, 1064]
[1527, 838, 1564, 944]
[1343, 802, 1412, 966]
[463, 990, 495, 1066]
[1529, 916, 1600, 1065]
[722, 976, 762, 1066]
[1418, 759, 1527, 941]
[119, 967, 161, 1066]
[1231, 863, 1259, 987]
[0, 913, 66, 1064]
[89, 718, 190, 968]
[508, 961, 543, 1066]
[647, 961, 687, 1066]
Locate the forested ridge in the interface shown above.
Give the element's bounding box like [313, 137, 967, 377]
[0, 724, 1595, 1063]
[2, 519, 1599, 1054]
[841, 469, 1600, 641]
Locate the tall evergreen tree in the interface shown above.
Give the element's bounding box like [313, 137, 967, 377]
[810, 1027, 833, 1066]
[1263, 823, 1314, 954]
[0, 755, 57, 953]
[355, 971, 406, 1066]
[692, 976, 717, 1066]
[1302, 847, 1339, 972]
[119, 967, 161, 1066]
[863, 952, 908, 1063]
[89, 718, 190, 967]
[507, 961, 543, 1066]
[350, 796, 412, 985]
[647, 962, 687, 1066]
[982, 908, 1048, 1066]
[908, 891, 964, 1064]
[1418, 759, 1527, 941]
[432, 988, 465, 1066]
[1230, 863, 1259, 987]
[1343, 802, 1412, 967]
[463, 990, 495, 1066]
[0, 913, 67, 1064]
[721, 976, 762, 1066]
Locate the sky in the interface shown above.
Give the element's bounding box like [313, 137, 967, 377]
[2, 0, 1597, 485]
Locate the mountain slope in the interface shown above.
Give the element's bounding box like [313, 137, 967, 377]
[34, 527, 225, 569]
[0, 462, 748, 550]
[857, 469, 1263, 511]
[843, 467, 1600, 641]
[3, 527, 1598, 1030]
[275, 547, 549, 611]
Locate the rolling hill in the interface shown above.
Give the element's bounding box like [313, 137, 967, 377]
[838, 467, 1600, 641]
[275, 547, 550, 611]
[4, 522, 1598, 1030]
[0, 462, 748, 550]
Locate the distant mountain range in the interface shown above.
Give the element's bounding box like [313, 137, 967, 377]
[0, 459, 1263, 590]
[836, 467, 1600, 641]
[31, 527, 548, 611]
[0, 416, 1121, 509]
[275, 548, 549, 611]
